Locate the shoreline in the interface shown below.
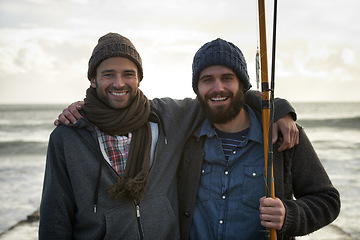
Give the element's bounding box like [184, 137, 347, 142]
[0, 210, 39, 240]
[0, 210, 358, 240]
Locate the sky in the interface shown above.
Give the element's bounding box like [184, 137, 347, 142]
[0, 0, 359, 104]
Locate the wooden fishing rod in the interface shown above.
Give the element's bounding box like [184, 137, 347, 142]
[257, 0, 278, 239]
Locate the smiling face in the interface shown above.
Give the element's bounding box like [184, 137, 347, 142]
[90, 57, 140, 109]
[197, 65, 245, 124]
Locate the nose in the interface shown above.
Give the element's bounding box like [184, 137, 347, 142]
[213, 78, 224, 91]
[113, 74, 125, 88]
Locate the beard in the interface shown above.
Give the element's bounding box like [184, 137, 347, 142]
[198, 89, 245, 124]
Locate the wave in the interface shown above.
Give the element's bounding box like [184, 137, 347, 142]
[0, 123, 54, 131]
[297, 116, 360, 129]
[0, 141, 48, 156]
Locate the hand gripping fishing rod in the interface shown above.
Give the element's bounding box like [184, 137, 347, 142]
[257, 0, 278, 239]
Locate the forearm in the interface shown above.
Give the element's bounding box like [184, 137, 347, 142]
[279, 128, 340, 236]
[280, 189, 340, 236]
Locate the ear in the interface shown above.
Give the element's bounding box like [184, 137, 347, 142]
[90, 78, 96, 88]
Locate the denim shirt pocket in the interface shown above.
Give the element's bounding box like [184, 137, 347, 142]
[197, 163, 212, 202]
[242, 165, 265, 209]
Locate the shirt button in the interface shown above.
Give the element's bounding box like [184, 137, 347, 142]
[202, 169, 205, 174]
[233, 150, 236, 154]
[222, 195, 226, 200]
[224, 171, 229, 175]
[252, 172, 256, 177]
[219, 220, 224, 224]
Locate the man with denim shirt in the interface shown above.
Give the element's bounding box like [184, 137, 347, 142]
[191, 106, 266, 239]
[177, 38, 340, 239]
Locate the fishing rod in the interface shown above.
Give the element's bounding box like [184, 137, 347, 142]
[257, 0, 278, 239]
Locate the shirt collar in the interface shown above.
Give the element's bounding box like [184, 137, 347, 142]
[199, 105, 263, 144]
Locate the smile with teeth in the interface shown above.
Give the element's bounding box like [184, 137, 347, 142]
[110, 91, 127, 96]
[210, 97, 228, 102]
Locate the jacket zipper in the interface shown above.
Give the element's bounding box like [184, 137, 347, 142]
[135, 202, 145, 240]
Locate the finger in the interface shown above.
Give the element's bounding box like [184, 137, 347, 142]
[259, 196, 266, 209]
[278, 121, 294, 151]
[277, 137, 289, 152]
[290, 128, 297, 149]
[76, 101, 84, 110]
[272, 123, 279, 144]
[261, 219, 283, 230]
[260, 197, 283, 210]
[68, 104, 83, 121]
[58, 114, 70, 125]
[259, 196, 272, 207]
[54, 119, 59, 126]
[260, 204, 284, 216]
[260, 210, 285, 231]
[286, 124, 298, 149]
[294, 127, 299, 145]
[260, 212, 283, 222]
[60, 110, 74, 125]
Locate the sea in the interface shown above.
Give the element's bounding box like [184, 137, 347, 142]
[0, 102, 359, 239]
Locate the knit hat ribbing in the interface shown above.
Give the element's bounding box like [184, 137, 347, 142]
[87, 33, 143, 81]
[192, 38, 251, 93]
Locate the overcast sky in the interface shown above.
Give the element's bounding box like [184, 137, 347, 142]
[0, 0, 359, 104]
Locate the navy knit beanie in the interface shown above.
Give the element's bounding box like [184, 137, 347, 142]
[192, 38, 251, 93]
[87, 33, 143, 81]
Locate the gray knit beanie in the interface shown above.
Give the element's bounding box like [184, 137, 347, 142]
[192, 38, 251, 93]
[87, 33, 143, 81]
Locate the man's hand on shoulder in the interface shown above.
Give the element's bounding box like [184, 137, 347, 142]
[54, 101, 84, 126]
[273, 114, 299, 151]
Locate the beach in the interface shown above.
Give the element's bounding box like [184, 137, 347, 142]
[0, 102, 359, 239]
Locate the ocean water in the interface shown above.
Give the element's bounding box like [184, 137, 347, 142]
[0, 104, 66, 234]
[0, 102, 359, 239]
[292, 102, 360, 239]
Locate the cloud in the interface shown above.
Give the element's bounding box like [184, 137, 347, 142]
[342, 48, 356, 65]
[0, 0, 359, 103]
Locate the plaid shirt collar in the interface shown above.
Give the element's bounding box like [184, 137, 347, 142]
[96, 128, 132, 176]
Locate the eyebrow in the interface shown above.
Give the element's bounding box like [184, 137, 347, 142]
[124, 70, 136, 74]
[101, 69, 115, 75]
[199, 75, 212, 80]
[100, 69, 136, 74]
[200, 73, 235, 80]
[222, 73, 236, 77]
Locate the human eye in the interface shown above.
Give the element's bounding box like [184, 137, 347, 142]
[200, 76, 213, 83]
[102, 71, 114, 78]
[222, 74, 235, 82]
[104, 73, 113, 77]
[124, 70, 136, 78]
[125, 72, 135, 77]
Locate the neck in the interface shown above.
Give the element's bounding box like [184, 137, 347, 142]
[213, 108, 250, 133]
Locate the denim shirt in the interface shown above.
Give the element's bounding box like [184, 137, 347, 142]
[190, 105, 267, 240]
